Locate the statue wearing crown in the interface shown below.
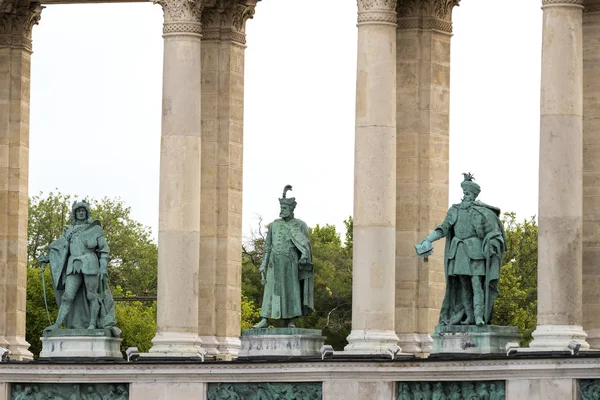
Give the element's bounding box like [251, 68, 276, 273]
[38, 200, 118, 334]
[253, 185, 314, 329]
[416, 174, 506, 327]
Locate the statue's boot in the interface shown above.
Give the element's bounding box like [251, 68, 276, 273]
[87, 300, 100, 329]
[472, 277, 485, 326]
[287, 318, 296, 328]
[460, 283, 475, 325]
[253, 318, 268, 328]
[45, 301, 72, 331]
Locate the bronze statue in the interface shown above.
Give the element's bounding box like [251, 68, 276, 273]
[416, 173, 505, 326]
[38, 200, 118, 333]
[253, 185, 314, 329]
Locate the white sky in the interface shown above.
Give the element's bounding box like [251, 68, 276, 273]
[28, 0, 542, 241]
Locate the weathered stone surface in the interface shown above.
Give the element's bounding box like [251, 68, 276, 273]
[432, 325, 520, 355]
[239, 328, 324, 358]
[39, 335, 123, 360]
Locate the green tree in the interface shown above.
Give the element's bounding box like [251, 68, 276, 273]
[112, 287, 157, 353]
[492, 212, 538, 345]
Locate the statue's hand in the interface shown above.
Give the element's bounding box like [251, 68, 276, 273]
[38, 255, 49, 264]
[258, 262, 266, 274]
[299, 255, 308, 265]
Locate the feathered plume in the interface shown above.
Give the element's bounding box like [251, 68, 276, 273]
[282, 185, 293, 198]
[462, 172, 475, 182]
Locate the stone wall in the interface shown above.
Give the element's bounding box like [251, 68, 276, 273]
[0, 358, 599, 400]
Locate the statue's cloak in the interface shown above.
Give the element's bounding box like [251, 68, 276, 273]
[260, 218, 314, 320]
[439, 201, 506, 325]
[47, 221, 116, 329]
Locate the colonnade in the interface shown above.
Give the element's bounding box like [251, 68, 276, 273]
[0, 0, 597, 359]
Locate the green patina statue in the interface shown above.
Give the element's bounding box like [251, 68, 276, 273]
[253, 185, 314, 329]
[38, 200, 118, 333]
[415, 173, 506, 327]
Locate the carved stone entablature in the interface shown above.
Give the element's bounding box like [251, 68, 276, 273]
[357, 0, 397, 25]
[397, 0, 459, 33]
[201, 0, 257, 44]
[0, 2, 43, 51]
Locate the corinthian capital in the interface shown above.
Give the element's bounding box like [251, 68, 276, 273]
[397, 0, 459, 33]
[154, 0, 204, 23]
[0, 2, 43, 51]
[357, 0, 397, 25]
[202, 0, 256, 43]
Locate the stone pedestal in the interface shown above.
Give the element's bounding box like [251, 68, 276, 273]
[39, 329, 122, 360]
[431, 325, 520, 355]
[239, 328, 325, 358]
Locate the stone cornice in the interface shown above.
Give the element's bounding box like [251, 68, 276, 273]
[357, 0, 397, 25]
[2, 358, 600, 383]
[0, 2, 43, 51]
[397, 0, 460, 33]
[201, 0, 256, 45]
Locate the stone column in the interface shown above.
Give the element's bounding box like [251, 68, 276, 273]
[394, 0, 458, 355]
[530, 0, 590, 350]
[198, 0, 256, 359]
[345, 0, 400, 354]
[582, 0, 600, 349]
[0, 2, 42, 361]
[149, 0, 205, 356]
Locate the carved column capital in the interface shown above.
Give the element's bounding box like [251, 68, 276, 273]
[397, 0, 460, 33]
[542, 0, 584, 6]
[154, 0, 215, 36]
[202, 0, 256, 44]
[357, 0, 397, 26]
[0, 2, 43, 51]
[584, 0, 600, 13]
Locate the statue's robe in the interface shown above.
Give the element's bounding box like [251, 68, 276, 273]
[47, 220, 117, 329]
[260, 218, 314, 320]
[437, 201, 506, 325]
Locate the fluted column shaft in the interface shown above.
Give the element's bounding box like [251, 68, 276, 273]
[345, 0, 400, 354]
[530, 0, 589, 350]
[150, 0, 204, 356]
[0, 3, 42, 361]
[582, 0, 600, 349]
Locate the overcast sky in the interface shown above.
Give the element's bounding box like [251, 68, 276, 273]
[28, 0, 542, 240]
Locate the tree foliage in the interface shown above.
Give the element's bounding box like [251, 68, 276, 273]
[492, 212, 538, 345]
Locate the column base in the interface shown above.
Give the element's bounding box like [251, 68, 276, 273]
[198, 335, 220, 358]
[584, 328, 600, 349]
[216, 336, 241, 360]
[529, 325, 590, 351]
[5, 335, 33, 361]
[344, 329, 400, 355]
[396, 333, 433, 355]
[147, 331, 205, 358]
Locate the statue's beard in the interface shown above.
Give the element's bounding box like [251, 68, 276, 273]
[280, 211, 294, 219]
[460, 199, 473, 209]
